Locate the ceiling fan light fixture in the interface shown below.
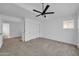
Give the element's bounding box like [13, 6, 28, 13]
[33, 3, 55, 18]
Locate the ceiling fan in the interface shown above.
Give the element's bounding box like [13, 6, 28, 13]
[33, 3, 55, 18]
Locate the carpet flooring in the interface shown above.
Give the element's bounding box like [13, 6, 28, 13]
[0, 37, 79, 56]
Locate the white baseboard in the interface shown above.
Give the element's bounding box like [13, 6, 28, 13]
[25, 37, 77, 46]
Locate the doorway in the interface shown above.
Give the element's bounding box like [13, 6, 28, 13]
[2, 20, 25, 42]
[2, 23, 10, 38]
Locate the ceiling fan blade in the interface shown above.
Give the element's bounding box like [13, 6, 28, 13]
[36, 14, 41, 17]
[42, 5, 50, 15]
[33, 9, 42, 13]
[45, 12, 55, 14]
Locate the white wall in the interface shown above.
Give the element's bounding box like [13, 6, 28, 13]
[0, 16, 3, 48]
[25, 18, 39, 41]
[40, 15, 78, 45]
[0, 35, 2, 48]
[77, 11, 79, 47]
[10, 22, 24, 38]
[24, 15, 78, 45]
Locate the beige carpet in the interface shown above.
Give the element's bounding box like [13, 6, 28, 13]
[0, 37, 79, 56]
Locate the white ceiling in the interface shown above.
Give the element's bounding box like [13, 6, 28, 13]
[0, 3, 79, 20]
[22, 3, 79, 18]
[0, 3, 35, 19]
